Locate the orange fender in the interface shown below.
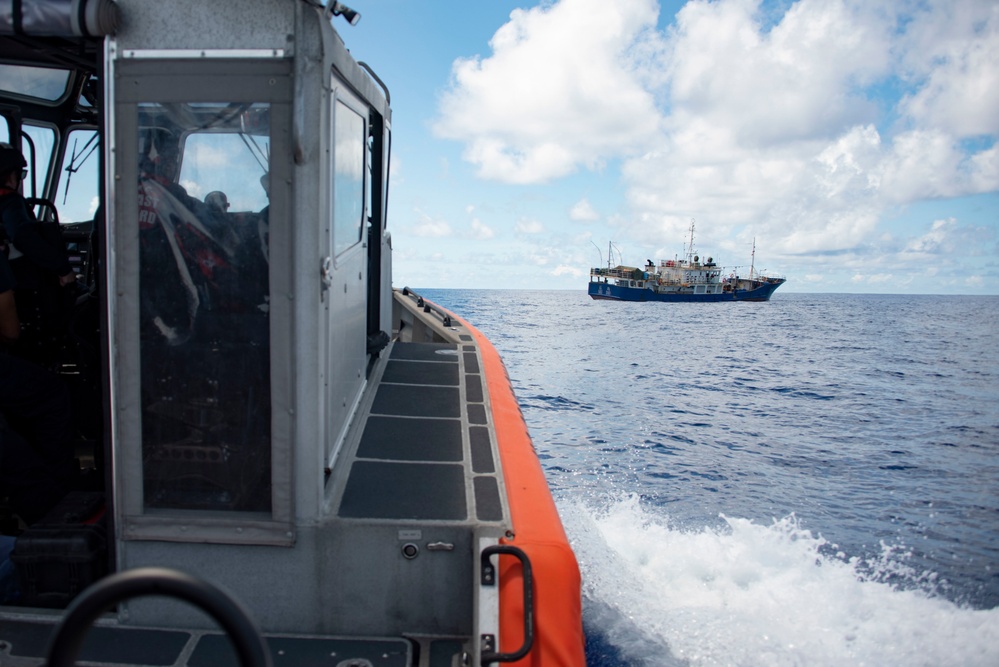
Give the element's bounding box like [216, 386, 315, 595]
[451, 309, 586, 666]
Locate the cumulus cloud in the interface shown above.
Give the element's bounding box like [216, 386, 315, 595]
[552, 265, 586, 277]
[621, 0, 999, 258]
[569, 198, 600, 222]
[515, 218, 544, 234]
[469, 218, 495, 240]
[434, 0, 999, 276]
[434, 0, 664, 183]
[896, 0, 999, 137]
[413, 211, 453, 237]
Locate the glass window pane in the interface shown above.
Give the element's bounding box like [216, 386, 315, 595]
[137, 102, 272, 513]
[22, 124, 55, 202]
[333, 100, 365, 257]
[57, 129, 100, 223]
[0, 64, 70, 102]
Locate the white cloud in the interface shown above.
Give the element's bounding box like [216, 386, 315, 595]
[867, 273, 894, 284]
[515, 218, 544, 234]
[552, 265, 585, 277]
[897, 1, 999, 137]
[434, 0, 664, 183]
[664, 0, 890, 147]
[413, 211, 453, 238]
[569, 198, 600, 222]
[469, 218, 495, 240]
[620, 0, 999, 259]
[903, 218, 957, 256]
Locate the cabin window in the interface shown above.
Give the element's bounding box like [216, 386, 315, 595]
[332, 99, 365, 258]
[135, 102, 273, 513]
[0, 64, 70, 102]
[20, 123, 55, 203]
[57, 128, 100, 223]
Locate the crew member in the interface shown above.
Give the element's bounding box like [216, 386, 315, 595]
[0, 236, 75, 524]
[0, 144, 75, 287]
[0, 144, 76, 364]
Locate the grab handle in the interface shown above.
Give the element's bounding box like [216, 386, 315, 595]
[479, 545, 534, 665]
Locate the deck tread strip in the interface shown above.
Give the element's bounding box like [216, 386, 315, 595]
[356, 415, 462, 462]
[339, 461, 467, 520]
[338, 339, 505, 522]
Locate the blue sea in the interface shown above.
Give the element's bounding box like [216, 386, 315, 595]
[417, 289, 999, 667]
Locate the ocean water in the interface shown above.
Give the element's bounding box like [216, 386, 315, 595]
[416, 289, 999, 667]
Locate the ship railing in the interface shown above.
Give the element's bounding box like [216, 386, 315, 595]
[590, 267, 638, 280]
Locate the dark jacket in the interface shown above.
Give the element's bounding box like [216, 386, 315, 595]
[0, 189, 72, 279]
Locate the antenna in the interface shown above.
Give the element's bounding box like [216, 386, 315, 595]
[590, 240, 604, 268]
[684, 218, 695, 263]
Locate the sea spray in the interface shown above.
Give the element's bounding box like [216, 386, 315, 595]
[559, 495, 999, 667]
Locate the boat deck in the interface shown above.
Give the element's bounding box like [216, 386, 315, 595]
[0, 617, 477, 666]
[1, 312, 510, 666]
[334, 339, 505, 525]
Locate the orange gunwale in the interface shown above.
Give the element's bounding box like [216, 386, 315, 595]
[443, 305, 586, 666]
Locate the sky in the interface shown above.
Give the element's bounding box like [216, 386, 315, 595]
[343, 0, 999, 294]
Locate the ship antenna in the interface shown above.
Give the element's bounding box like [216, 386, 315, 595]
[685, 218, 695, 263]
[590, 240, 604, 268]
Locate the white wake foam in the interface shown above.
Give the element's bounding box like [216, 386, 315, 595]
[559, 495, 999, 666]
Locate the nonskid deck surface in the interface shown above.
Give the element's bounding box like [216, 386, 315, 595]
[336, 340, 504, 524]
[0, 619, 415, 666]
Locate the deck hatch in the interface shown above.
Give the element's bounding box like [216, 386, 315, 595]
[357, 416, 462, 462]
[339, 461, 467, 520]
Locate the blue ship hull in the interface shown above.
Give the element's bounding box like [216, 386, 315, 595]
[588, 280, 783, 302]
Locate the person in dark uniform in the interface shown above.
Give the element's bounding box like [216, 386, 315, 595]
[0, 143, 76, 364]
[0, 144, 75, 288]
[0, 211, 78, 525]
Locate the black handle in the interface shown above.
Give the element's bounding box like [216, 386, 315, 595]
[480, 545, 534, 665]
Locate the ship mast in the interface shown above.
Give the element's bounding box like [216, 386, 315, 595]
[749, 237, 756, 280]
[684, 218, 696, 264]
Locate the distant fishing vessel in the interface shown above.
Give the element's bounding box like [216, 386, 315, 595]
[589, 221, 786, 302]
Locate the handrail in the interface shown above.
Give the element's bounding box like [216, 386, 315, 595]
[400, 287, 453, 327]
[46, 567, 272, 667]
[479, 545, 534, 665]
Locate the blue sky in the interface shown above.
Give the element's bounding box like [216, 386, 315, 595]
[343, 0, 998, 294]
